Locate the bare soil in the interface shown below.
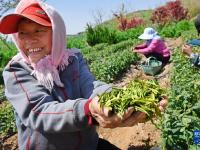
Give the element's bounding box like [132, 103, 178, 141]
[1, 38, 182, 150]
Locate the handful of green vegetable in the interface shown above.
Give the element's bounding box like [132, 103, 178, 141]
[99, 79, 166, 119]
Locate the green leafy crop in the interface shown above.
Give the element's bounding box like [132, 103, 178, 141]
[99, 79, 166, 118]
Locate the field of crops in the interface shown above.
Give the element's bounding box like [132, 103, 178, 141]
[0, 1, 200, 149]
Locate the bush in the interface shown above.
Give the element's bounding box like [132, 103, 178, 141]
[0, 86, 5, 102]
[0, 42, 17, 68]
[126, 17, 144, 29]
[116, 26, 144, 42]
[116, 16, 144, 31]
[151, 0, 188, 26]
[86, 24, 118, 46]
[0, 101, 16, 136]
[158, 20, 192, 38]
[90, 49, 139, 83]
[67, 34, 88, 49]
[161, 48, 200, 149]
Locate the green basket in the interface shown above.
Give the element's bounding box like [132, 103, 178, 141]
[140, 57, 162, 76]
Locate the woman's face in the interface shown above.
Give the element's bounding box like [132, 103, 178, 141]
[18, 19, 52, 64]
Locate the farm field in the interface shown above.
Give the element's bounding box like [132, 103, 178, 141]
[0, 39, 174, 150]
[1, 0, 200, 150]
[1, 37, 198, 150]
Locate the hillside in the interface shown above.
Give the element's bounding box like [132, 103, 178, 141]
[182, 0, 200, 17]
[102, 0, 199, 30]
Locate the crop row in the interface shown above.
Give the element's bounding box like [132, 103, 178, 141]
[161, 47, 200, 149]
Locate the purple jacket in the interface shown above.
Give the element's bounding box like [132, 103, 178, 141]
[135, 39, 170, 58]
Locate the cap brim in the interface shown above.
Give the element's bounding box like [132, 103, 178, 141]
[138, 34, 154, 40]
[0, 14, 51, 34]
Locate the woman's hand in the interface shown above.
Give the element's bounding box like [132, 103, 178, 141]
[89, 97, 146, 128]
[89, 96, 168, 128]
[118, 111, 146, 127]
[132, 47, 138, 52]
[89, 102, 144, 128]
[182, 44, 192, 56]
[158, 96, 168, 112]
[119, 97, 168, 126]
[89, 96, 126, 128]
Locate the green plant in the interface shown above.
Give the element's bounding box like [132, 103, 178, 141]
[0, 42, 17, 68]
[151, 0, 188, 26]
[0, 86, 5, 102]
[99, 79, 166, 118]
[86, 24, 118, 46]
[161, 48, 200, 150]
[0, 101, 16, 136]
[67, 34, 88, 49]
[116, 26, 144, 42]
[158, 20, 192, 38]
[90, 49, 139, 83]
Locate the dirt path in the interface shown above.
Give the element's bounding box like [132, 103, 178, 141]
[1, 38, 183, 150]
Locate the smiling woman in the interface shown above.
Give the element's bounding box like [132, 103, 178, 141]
[0, 0, 168, 149]
[18, 19, 52, 64]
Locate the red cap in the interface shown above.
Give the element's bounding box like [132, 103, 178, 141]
[0, 4, 52, 34]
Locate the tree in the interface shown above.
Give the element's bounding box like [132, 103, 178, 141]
[151, 0, 188, 26]
[0, 0, 47, 17]
[0, 0, 20, 17]
[92, 9, 104, 25]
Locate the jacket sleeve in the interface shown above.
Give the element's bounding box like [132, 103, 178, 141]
[3, 56, 111, 133]
[190, 53, 200, 68]
[135, 43, 147, 49]
[134, 40, 158, 54]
